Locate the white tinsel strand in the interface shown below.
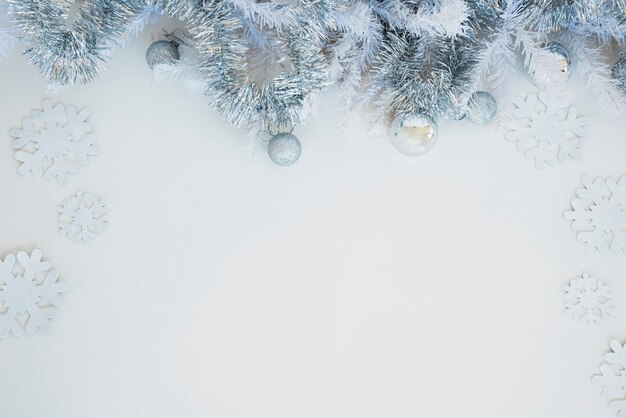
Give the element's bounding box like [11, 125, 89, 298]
[228, 0, 350, 36]
[325, 1, 383, 112]
[152, 30, 205, 96]
[515, 29, 567, 90]
[469, 0, 526, 99]
[227, 0, 297, 30]
[367, 0, 470, 38]
[468, 0, 567, 108]
[0, 0, 17, 61]
[126, 3, 163, 41]
[565, 32, 626, 115]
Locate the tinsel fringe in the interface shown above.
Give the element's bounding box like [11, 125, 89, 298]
[4, 0, 626, 135]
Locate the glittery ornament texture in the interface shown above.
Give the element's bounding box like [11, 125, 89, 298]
[268, 133, 301, 166]
[146, 40, 180, 69]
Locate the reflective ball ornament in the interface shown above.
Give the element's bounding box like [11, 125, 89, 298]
[612, 53, 626, 96]
[547, 41, 572, 74]
[268, 133, 301, 166]
[466, 91, 497, 124]
[389, 113, 437, 156]
[145, 40, 180, 69]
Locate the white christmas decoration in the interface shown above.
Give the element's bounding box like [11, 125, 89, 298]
[58, 191, 108, 243]
[152, 35, 206, 96]
[564, 176, 626, 254]
[9, 99, 98, 186]
[564, 272, 611, 325]
[504, 92, 588, 168]
[565, 34, 626, 117]
[0, 249, 69, 338]
[593, 339, 626, 418]
[0, 3, 16, 62]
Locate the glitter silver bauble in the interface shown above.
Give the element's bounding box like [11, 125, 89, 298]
[547, 41, 572, 74]
[145, 40, 180, 69]
[388, 113, 438, 156]
[466, 91, 497, 124]
[268, 133, 301, 166]
[612, 53, 626, 96]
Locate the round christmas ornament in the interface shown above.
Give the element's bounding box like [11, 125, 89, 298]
[466, 91, 497, 124]
[268, 133, 301, 166]
[389, 113, 438, 156]
[546, 41, 572, 74]
[145, 40, 180, 69]
[611, 53, 626, 95]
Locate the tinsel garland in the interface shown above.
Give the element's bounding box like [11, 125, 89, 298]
[3, 0, 626, 148]
[7, 0, 147, 85]
[366, 29, 478, 124]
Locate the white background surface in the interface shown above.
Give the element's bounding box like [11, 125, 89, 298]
[1, 19, 625, 418]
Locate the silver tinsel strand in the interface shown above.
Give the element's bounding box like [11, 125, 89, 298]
[6, 0, 626, 133]
[367, 27, 479, 123]
[8, 0, 149, 85]
[7, 0, 332, 133]
[161, 0, 330, 133]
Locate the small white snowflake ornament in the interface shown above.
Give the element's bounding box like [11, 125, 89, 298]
[504, 92, 588, 168]
[593, 339, 626, 418]
[0, 249, 69, 338]
[564, 176, 626, 254]
[58, 191, 108, 243]
[564, 272, 611, 325]
[9, 99, 98, 185]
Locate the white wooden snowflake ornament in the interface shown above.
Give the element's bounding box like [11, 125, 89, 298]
[0, 249, 69, 338]
[504, 92, 588, 168]
[593, 339, 626, 418]
[564, 273, 611, 325]
[58, 191, 108, 243]
[9, 99, 98, 185]
[564, 176, 626, 254]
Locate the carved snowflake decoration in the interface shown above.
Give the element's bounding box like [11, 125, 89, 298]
[564, 176, 626, 254]
[58, 191, 108, 243]
[504, 92, 588, 168]
[593, 339, 626, 418]
[0, 249, 69, 338]
[564, 272, 611, 325]
[9, 99, 98, 185]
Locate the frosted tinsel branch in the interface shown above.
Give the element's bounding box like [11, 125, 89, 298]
[0, 0, 17, 60]
[326, 1, 382, 111]
[367, 0, 470, 38]
[152, 30, 206, 95]
[566, 32, 626, 116]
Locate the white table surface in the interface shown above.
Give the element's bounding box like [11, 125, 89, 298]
[0, 20, 625, 418]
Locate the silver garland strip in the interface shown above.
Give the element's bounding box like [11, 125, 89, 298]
[8, 0, 149, 85]
[8, 0, 330, 133]
[6, 0, 626, 129]
[368, 27, 479, 122]
[162, 0, 329, 133]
